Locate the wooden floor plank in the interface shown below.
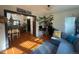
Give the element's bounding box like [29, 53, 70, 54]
[2, 32, 44, 54]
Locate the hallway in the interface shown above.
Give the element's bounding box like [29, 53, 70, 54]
[1, 33, 44, 54]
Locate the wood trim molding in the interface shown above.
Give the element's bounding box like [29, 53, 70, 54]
[0, 16, 7, 23]
[4, 9, 36, 17]
[4, 9, 37, 36]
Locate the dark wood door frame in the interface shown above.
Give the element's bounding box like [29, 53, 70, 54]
[4, 9, 36, 36]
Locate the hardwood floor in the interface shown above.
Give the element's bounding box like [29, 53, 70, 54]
[1, 32, 44, 54]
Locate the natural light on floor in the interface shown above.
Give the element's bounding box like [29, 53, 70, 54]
[2, 36, 44, 54]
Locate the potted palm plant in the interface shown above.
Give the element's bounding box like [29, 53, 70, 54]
[37, 15, 54, 36]
[37, 15, 54, 28]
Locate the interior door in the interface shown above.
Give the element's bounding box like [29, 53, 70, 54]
[27, 19, 30, 32]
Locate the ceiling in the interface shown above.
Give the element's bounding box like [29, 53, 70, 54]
[13, 5, 79, 13]
[2, 5, 78, 16]
[13, 5, 49, 16]
[49, 5, 79, 13]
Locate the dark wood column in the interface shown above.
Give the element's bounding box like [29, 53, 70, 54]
[33, 16, 36, 36]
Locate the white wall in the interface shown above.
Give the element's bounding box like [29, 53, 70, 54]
[30, 17, 33, 34]
[0, 5, 16, 16]
[50, 7, 79, 32]
[0, 23, 7, 51]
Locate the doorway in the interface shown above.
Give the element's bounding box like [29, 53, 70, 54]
[4, 10, 36, 48]
[27, 19, 31, 32]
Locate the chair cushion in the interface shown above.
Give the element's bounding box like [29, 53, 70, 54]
[61, 32, 76, 44]
[32, 41, 57, 54]
[48, 38, 60, 47]
[66, 35, 76, 44]
[57, 39, 75, 54]
[61, 32, 68, 39]
[73, 39, 79, 53]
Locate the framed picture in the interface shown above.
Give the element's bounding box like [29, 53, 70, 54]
[17, 8, 32, 15]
